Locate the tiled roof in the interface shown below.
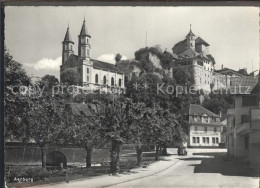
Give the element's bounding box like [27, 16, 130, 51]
[195, 37, 210, 46]
[179, 104, 220, 117]
[63, 27, 74, 43]
[229, 76, 258, 94]
[215, 68, 244, 76]
[172, 36, 210, 55]
[92, 59, 123, 74]
[178, 48, 199, 58]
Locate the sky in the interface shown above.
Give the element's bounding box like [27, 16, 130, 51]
[5, 6, 259, 79]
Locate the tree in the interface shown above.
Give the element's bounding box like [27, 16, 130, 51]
[4, 47, 32, 142]
[28, 97, 63, 169]
[160, 51, 174, 70]
[173, 66, 194, 86]
[115, 53, 122, 62]
[62, 103, 103, 168]
[60, 69, 80, 86]
[88, 95, 144, 174]
[202, 93, 233, 114]
[38, 75, 59, 92]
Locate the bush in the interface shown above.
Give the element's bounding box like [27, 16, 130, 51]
[7, 166, 51, 182]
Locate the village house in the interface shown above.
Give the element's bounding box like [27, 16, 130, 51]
[179, 104, 222, 147]
[226, 80, 260, 167]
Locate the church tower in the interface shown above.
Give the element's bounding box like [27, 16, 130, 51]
[186, 25, 196, 50]
[78, 18, 91, 60]
[62, 26, 74, 64]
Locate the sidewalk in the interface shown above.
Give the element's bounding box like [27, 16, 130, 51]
[31, 152, 180, 188]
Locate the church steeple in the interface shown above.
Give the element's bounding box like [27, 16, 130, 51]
[62, 25, 74, 64]
[186, 24, 196, 50]
[78, 18, 91, 60]
[63, 26, 74, 44]
[79, 18, 91, 37]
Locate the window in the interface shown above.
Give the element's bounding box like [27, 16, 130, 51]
[241, 114, 250, 123]
[194, 126, 198, 131]
[204, 127, 207, 132]
[193, 137, 196, 143]
[214, 127, 217, 132]
[95, 74, 98, 84]
[103, 76, 107, 85]
[212, 137, 215, 144]
[196, 137, 200, 144]
[111, 77, 114, 86]
[216, 138, 219, 144]
[245, 136, 249, 149]
[119, 79, 122, 87]
[206, 137, 209, 143]
[203, 137, 206, 143]
[87, 76, 89, 82]
[87, 38, 89, 43]
[87, 68, 89, 74]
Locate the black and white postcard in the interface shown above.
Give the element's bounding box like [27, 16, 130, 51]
[1, 4, 260, 188]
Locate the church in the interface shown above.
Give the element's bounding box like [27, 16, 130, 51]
[60, 19, 125, 94]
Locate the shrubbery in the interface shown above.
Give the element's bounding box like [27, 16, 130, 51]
[8, 166, 51, 182]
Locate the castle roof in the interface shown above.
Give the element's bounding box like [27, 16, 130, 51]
[186, 28, 196, 38]
[172, 36, 210, 55]
[79, 20, 91, 37]
[63, 27, 74, 44]
[195, 37, 210, 46]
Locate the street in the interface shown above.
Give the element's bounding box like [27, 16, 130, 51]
[32, 148, 259, 188]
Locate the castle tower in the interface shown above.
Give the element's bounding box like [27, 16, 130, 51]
[78, 18, 91, 60]
[186, 25, 196, 50]
[62, 26, 74, 64]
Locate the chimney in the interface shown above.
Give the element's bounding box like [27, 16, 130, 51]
[221, 64, 224, 69]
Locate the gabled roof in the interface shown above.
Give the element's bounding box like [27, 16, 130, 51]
[229, 76, 258, 94]
[195, 37, 210, 46]
[178, 48, 199, 59]
[92, 59, 123, 74]
[179, 104, 220, 118]
[63, 27, 74, 44]
[79, 20, 91, 37]
[215, 68, 245, 77]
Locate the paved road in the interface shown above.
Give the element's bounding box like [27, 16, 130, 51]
[33, 148, 259, 188]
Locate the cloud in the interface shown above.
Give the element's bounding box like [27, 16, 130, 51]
[97, 54, 127, 64]
[25, 57, 62, 71]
